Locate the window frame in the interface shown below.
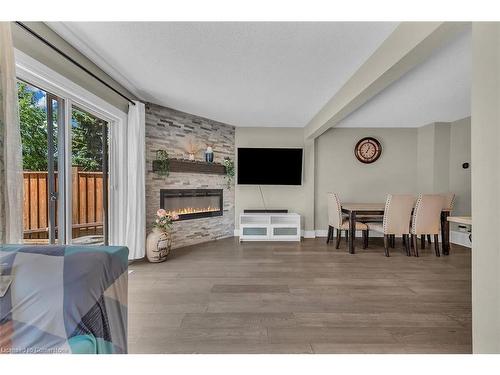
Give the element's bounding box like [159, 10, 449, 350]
[15, 49, 128, 246]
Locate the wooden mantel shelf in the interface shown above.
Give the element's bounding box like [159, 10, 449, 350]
[152, 158, 226, 175]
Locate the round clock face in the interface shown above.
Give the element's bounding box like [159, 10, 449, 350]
[355, 137, 382, 164]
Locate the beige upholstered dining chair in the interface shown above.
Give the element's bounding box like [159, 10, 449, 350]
[411, 194, 445, 257]
[442, 192, 456, 211]
[366, 194, 415, 257]
[425, 192, 455, 246]
[326, 193, 368, 249]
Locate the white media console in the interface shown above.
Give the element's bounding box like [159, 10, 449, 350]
[239, 212, 301, 242]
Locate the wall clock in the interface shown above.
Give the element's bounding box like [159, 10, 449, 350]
[354, 137, 382, 164]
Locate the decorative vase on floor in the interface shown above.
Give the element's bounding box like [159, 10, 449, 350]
[146, 227, 172, 263]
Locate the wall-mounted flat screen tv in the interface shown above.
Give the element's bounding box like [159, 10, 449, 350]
[237, 148, 303, 185]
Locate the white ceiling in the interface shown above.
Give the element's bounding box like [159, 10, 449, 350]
[48, 22, 471, 129]
[48, 22, 398, 127]
[336, 27, 471, 128]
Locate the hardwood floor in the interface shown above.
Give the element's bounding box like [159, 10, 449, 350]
[128, 237, 471, 354]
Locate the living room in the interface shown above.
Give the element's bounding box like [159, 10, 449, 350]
[1, 1, 499, 373]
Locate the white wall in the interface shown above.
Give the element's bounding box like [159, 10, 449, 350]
[471, 22, 500, 353]
[449, 117, 471, 222]
[417, 123, 436, 193]
[235, 121, 471, 237]
[433, 123, 452, 193]
[416, 119, 471, 233]
[416, 122, 453, 194]
[314, 127, 419, 230]
[234, 127, 315, 233]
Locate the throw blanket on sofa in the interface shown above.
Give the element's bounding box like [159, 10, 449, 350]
[0, 245, 128, 354]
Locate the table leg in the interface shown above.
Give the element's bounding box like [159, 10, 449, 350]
[349, 211, 356, 254]
[441, 211, 450, 255]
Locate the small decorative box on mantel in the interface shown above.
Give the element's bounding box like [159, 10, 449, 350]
[153, 158, 226, 175]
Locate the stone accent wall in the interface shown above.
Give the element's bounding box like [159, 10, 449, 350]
[145, 103, 235, 249]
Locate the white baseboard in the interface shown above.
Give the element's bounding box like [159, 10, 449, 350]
[234, 228, 470, 247]
[315, 229, 383, 238]
[315, 230, 328, 238]
[302, 230, 316, 238]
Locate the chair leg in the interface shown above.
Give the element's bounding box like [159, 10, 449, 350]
[404, 234, 411, 256]
[434, 234, 440, 257]
[365, 229, 369, 249]
[326, 226, 332, 244]
[412, 234, 419, 257]
[335, 228, 341, 249]
[420, 235, 425, 249]
[345, 230, 349, 244]
[362, 230, 367, 249]
[390, 234, 395, 248]
[402, 235, 406, 247]
[427, 234, 432, 245]
[383, 234, 390, 257]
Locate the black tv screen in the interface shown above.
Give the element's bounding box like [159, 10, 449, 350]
[237, 148, 303, 185]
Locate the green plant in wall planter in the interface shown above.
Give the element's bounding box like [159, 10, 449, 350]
[223, 157, 235, 189]
[154, 150, 170, 176]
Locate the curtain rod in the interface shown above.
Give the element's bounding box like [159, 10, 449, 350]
[15, 21, 136, 106]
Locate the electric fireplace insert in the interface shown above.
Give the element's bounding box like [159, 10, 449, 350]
[160, 189, 223, 221]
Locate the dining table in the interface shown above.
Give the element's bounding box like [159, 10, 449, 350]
[341, 203, 451, 255]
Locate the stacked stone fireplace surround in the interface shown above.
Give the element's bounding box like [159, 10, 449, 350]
[145, 103, 235, 249]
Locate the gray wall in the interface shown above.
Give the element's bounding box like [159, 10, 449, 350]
[234, 127, 315, 232]
[236, 122, 471, 235]
[315, 127, 419, 230]
[471, 22, 500, 353]
[434, 123, 452, 193]
[417, 122, 452, 194]
[12, 22, 135, 113]
[417, 123, 436, 193]
[449, 117, 471, 221]
[416, 119, 471, 231]
[145, 103, 235, 249]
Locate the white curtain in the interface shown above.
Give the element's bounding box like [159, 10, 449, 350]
[0, 22, 23, 244]
[124, 101, 146, 259]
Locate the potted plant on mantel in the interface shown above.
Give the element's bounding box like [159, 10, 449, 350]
[153, 150, 170, 176]
[146, 209, 179, 263]
[223, 157, 235, 189]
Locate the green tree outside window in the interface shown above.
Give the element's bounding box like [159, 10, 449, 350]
[18, 82, 106, 172]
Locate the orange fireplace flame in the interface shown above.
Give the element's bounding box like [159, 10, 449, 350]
[165, 206, 220, 217]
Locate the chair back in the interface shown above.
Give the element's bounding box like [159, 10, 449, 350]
[411, 194, 444, 235]
[441, 192, 455, 211]
[327, 193, 343, 229]
[382, 194, 415, 235]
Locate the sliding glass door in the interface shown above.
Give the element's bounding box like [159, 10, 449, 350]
[70, 106, 109, 245]
[18, 80, 109, 245]
[19, 81, 64, 244]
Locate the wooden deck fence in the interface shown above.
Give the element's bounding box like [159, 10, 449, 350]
[23, 167, 105, 240]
